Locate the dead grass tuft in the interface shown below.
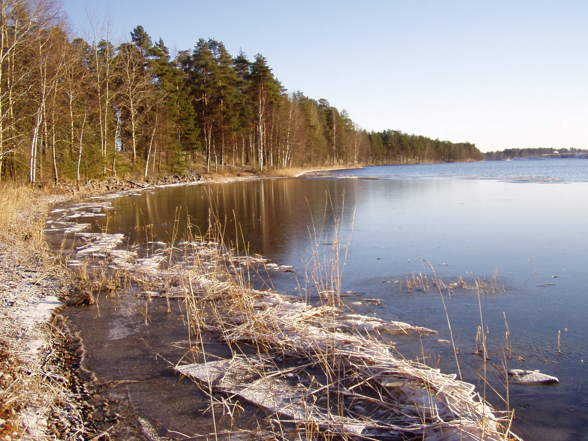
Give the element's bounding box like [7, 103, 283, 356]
[0, 340, 24, 440]
[173, 231, 519, 441]
[0, 183, 45, 246]
[64, 264, 122, 306]
[404, 272, 505, 295]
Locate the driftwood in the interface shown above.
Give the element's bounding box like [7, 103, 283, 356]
[125, 179, 149, 188]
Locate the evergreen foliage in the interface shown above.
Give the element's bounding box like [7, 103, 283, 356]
[0, 1, 482, 183]
[485, 147, 588, 160]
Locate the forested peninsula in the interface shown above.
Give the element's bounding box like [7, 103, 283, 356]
[0, 2, 482, 184]
[485, 147, 588, 160]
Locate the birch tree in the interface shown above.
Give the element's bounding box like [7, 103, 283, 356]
[116, 41, 151, 164]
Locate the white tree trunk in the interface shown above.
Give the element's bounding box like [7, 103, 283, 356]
[144, 117, 157, 179]
[76, 113, 87, 186]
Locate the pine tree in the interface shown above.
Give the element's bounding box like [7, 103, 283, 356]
[249, 54, 281, 170]
[186, 39, 220, 171]
[150, 38, 199, 173]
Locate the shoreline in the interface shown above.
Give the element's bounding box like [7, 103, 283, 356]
[0, 190, 73, 440]
[51, 198, 515, 440]
[0, 166, 518, 441]
[0, 166, 356, 440]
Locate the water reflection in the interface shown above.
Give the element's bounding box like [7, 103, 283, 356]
[102, 179, 362, 258]
[93, 175, 588, 441]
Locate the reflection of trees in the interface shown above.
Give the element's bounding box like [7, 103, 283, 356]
[101, 179, 362, 257]
[195, 179, 361, 257]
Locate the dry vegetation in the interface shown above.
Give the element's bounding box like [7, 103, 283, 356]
[0, 184, 51, 249]
[0, 184, 53, 439]
[0, 184, 96, 440]
[403, 272, 505, 296]
[0, 177, 521, 440]
[165, 230, 520, 441]
[0, 340, 23, 440]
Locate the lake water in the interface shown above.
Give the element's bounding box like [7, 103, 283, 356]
[58, 158, 588, 440]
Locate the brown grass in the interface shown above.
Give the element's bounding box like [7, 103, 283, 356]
[0, 340, 24, 439]
[0, 183, 90, 440]
[0, 184, 50, 438]
[403, 272, 505, 295]
[0, 183, 48, 250]
[173, 227, 520, 441]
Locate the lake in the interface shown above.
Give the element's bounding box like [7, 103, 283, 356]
[57, 158, 588, 440]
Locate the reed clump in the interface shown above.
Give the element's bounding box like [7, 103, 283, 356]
[404, 272, 505, 295]
[0, 183, 51, 253]
[0, 340, 24, 439]
[173, 234, 519, 441]
[44, 192, 519, 440]
[65, 264, 123, 306]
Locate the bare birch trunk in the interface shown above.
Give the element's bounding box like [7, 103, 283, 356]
[130, 97, 137, 162]
[50, 105, 58, 183]
[332, 108, 337, 165]
[76, 112, 87, 188]
[144, 116, 157, 179]
[29, 106, 43, 183]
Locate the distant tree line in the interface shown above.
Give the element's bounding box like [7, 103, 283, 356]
[485, 147, 588, 160]
[369, 130, 481, 163]
[0, 1, 482, 184]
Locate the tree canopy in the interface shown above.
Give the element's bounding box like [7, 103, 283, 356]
[0, 1, 482, 183]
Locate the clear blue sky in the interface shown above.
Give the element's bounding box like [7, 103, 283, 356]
[62, 0, 588, 152]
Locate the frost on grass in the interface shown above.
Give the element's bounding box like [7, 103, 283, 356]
[47, 198, 520, 441]
[174, 253, 519, 441]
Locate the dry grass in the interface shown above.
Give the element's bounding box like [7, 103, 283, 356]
[0, 184, 52, 439]
[0, 289, 92, 441]
[171, 230, 520, 441]
[0, 183, 48, 251]
[65, 263, 123, 306]
[403, 272, 505, 295]
[0, 183, 93, 440]
[0, 340, 24, 439]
